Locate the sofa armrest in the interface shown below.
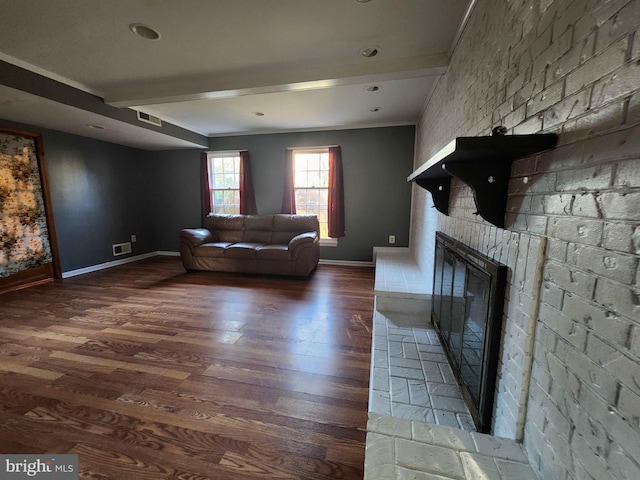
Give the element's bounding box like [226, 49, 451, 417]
[180, 228, 214, 250]
[288, 231, 319, 256]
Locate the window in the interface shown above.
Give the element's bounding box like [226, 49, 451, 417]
[207, 152, 240, 214]
[293, 148, 337, 245]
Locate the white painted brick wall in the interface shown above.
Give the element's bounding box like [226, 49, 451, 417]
[411, 0, 640, 478]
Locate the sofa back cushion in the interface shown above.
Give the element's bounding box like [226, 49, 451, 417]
[242, 215, 274, 243]
[272, 214, 319, 244]
[204, 214, 244, 243]
[204, 213, 319, 246]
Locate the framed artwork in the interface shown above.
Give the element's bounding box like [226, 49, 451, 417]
[0, 126, 60, 293]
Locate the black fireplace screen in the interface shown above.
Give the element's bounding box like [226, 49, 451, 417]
[432, 232, 507, 433]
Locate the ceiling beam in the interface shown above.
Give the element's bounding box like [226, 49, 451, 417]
[105, 54, 448, 108]
[0, 60, 209, 147]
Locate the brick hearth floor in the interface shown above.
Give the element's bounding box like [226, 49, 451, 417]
[370, 249, 475, 430]
[370, 307, 476, 430]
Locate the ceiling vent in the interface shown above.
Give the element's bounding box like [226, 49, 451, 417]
[136, 111, 162, 127]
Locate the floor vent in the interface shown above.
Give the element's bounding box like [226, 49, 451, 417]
[112, 242, 132, 256]
[136, 111, 162, 127]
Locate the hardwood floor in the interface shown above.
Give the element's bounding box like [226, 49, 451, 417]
[0, 257, 375, 479]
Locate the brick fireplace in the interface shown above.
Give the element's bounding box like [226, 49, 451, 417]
[408, 0, 640, 478]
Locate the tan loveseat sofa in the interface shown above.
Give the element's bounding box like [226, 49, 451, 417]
[180, 214, 320, 276]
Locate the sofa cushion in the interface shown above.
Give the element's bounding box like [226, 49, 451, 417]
[272, 214, 319, 244]
[224, 242, 262, 259]
[256, 244, 291, 261]
[273, 214, 318, 231]
[204, 214, 244, 243]
[194, 242, 230, 258]
[242, 231, 271, 243]
[242, 215, 274, 243]
[244, 215, 274, 230]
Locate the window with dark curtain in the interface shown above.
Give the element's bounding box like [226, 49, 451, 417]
[239, 150, 257, 215]
[328, 146, 345, 238]
[201, 150, 256, 220]
[200, 151, 210, 223]
[281, 148, 296, 214]
[283, 146, 344, 240]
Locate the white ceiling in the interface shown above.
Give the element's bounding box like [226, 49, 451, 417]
[0, 0, 472, 149]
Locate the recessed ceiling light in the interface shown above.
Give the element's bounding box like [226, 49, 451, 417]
[87, 124, 106, 130]
[366, 85, 380, 92]
[359, 46, 379, 58]
[252, 111, 265, 117]
[129, 23, 161, 40]
[369, 107, 381, 112]
[356, 0, 372, 2]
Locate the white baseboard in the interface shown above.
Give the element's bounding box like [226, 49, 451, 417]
[62, 252, 161, 278]
[319, 259, 374, 267]
[62, 251, 373, 278]
[158, 250, 180, 257]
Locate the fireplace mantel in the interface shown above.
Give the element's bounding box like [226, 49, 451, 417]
[407, 133, 558, 228]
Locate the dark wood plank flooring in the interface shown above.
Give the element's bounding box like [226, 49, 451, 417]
[0, 257, 375, 479]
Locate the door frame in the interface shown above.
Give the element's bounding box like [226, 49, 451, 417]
[0, 126, 61, 293]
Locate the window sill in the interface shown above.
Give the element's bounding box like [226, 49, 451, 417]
[320, 238, 338, 247]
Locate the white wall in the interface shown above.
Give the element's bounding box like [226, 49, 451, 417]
[411, 0, 640, 479]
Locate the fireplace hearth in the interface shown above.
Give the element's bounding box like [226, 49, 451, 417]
[432, 232, 507, 433]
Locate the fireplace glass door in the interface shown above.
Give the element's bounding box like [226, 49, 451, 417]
[460, 266, 489, 403]
[431, 232, 506, 433]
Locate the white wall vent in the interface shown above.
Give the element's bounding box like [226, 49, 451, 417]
[112, 242, 132, 256]
[136, 111, 162, 127]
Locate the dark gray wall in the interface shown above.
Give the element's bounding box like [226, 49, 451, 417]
[151, 126, 415, 261]
[212, 127, 415, 261]
[0, 119, 156, 273]
[142, 148, 205, 251]
[1, 119, 414, 269]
